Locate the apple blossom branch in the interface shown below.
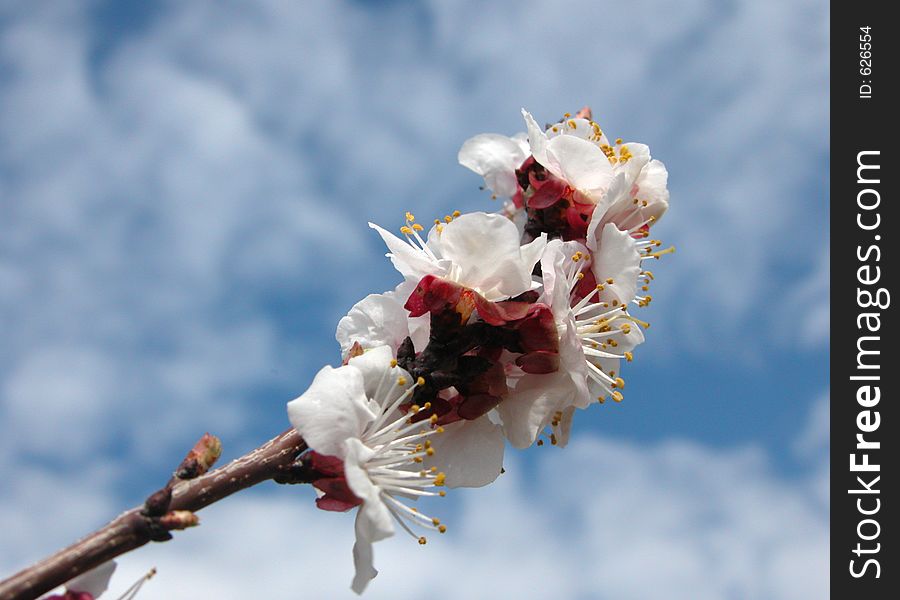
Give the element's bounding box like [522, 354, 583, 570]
[0, 430, 309, 600]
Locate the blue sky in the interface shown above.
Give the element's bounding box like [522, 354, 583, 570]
[1, 1, 828, 598]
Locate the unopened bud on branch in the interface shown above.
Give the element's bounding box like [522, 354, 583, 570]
[175, 433, 222, 480]
[159, 510, 200, 530]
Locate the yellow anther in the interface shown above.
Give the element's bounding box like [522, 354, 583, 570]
[412, 223, 424, 231]
[605, 277, 614, 284]
[430, 466, 437, 472]
[550, 433, 558, 446]
[444, 215, 453, 223]
[624, 351, 634, 362]
[614, 377, 625, 389]
[398, 377, 408, 386]
[436, 224, 444, 233]
[423, 402, 432, 410]
[426, 447, 435, 456]
[436, 426, 445, 433]
[611, 299, 618, 306]
[390, 359, 398, 368]
[434, 218, 441, 225]
[452, 210, 461, 217]
[568, 119, 577, 129]
[409, 403, 419, 412]
[551, 126, 559, 132]
[439, 491, 446, 497]
[416, 376, 426, 386]
[642, 285, 649, 291]
[615, 137, 623, 145]
[434, 472, 446, 486]
[612, 391, 624, 402]
[430, 414, 439, 424]
[643, 271, 655, 280]
[432, 517, 441, 525]
[415, 444, 423, 452]
[400, 226, 413, 235]
[596, 284, 605, 291]
[597, 396, 605, 404]
[572, 251, 583, 261]
[414, 457, 423, 463]
[418, 537, 427, 545]
[620, 323, 632, 334]
[406, 211, 415, 222]
[577, 272, 585, 280]
[438, 525, 447, 533]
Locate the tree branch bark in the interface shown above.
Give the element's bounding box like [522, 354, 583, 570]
[0, 428, 307, 600]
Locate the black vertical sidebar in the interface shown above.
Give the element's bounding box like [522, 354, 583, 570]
[831, 1, 896, 597]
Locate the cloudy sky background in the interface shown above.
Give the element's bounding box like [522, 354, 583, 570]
[0, 1, 828, 598]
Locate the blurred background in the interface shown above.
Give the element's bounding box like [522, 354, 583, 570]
[0, 1, 828, 598]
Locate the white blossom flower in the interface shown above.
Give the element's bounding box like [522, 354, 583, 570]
[586, 158, 670, 239]
[370, 211, 546, 302]
[499, 234, 647, 448]
[522, 109, 651, 206]
[287, 345, 502, 593]
[335, 282, 430, 359]
[457, 132, 529, 198]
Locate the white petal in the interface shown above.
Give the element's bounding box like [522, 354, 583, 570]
[511, 131, 530, 155]
[344, 438, 395, 542]
[351, 512, 379, 595]
[615, 142, 651, 185]
[336, 293, 411, 357]
[392, 279, 431, 351]
[539, 239, 588, 322]
[558, 318, 591, 408]
[498, 371, 574, 449]
[439, 212, 535, 300]
[544, 135, 615, 201]
[458, 133, 528, 197]
[634, 158, 670, 223]
[553, 406, 577, 448]
[591, 224, 642, 306]
[519, 233, 548, 280]
[287, 365, 375, 458]
[369, 222, 442, 280]
[65, 560, 117, 597]
[586, 173, 630, 241]
[427, 416, 505, 488]
[522, 109, 549, 167]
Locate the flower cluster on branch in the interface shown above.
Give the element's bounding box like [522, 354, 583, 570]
[287, 107, 672, 593]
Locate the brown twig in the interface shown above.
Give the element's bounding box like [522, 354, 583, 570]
[0, 428, 308, 600]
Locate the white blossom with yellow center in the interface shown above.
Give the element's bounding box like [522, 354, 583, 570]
[370, 211, 546, 302]
[288, 346, 450, 594]
[499, 235, 647, 449]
